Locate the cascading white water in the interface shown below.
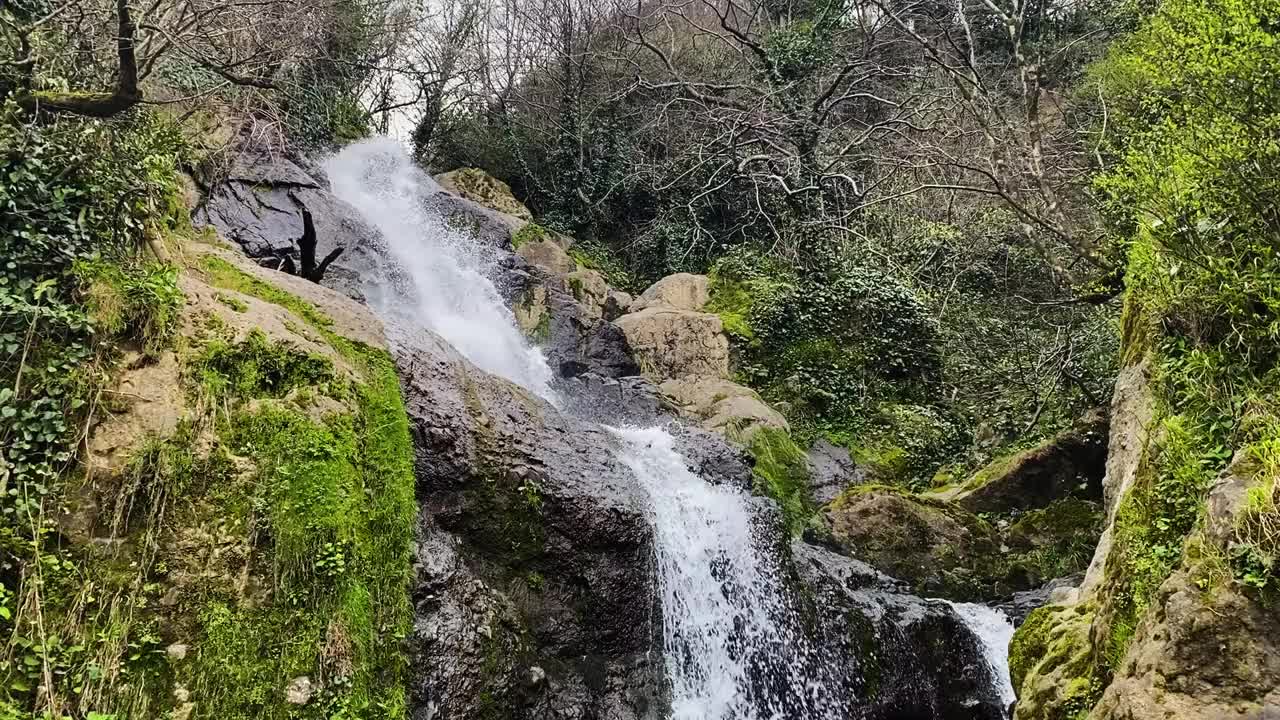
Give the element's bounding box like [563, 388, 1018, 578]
[325, 138, 556, 400]
[327, 137, 840, 718]
[610, 426, 840, 720]
[324, 137, 1010, 720]
[952, 602, 1017, 716]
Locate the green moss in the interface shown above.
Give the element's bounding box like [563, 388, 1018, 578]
[705, 271, 758, 340]
[198, 254, 335, 333]
[192, 344, 415, 718]
[511, 222, 549, 250]
[1009, 603, 1102, 720]
[216, 292, 249, 312]
[197, 329, 341, 399]
[747, 427, 813, 535]
[531, 312, 551, 343]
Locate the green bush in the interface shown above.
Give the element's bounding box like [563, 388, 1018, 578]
[0, 106, 186, 516]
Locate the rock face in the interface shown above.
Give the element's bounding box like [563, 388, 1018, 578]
[807, 439, 867, 505]
[399, 331, 658, 720]
[195, 153, 385, 301]
[942, 408, 1108, 515]
[630, 273, 710, 312]
[792, 541, 1010, 720]
[614, 307, 730, 380]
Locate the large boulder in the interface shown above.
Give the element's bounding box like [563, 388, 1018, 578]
[434, 168, 533, 221]
[195, 153, 384, 301]
[399, 331, 657, 720]
[822, 486, 1005, 599]
[935, 408, 1108, 515]
[614, 307, 730, 380]
[792, 541, 1011, 720]
[658, 376, 788, 440]
[630, 273, 710, 312]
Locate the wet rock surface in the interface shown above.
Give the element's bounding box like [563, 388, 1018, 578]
[195, 153, 385, 301]
[399, 331, 659, 720]
[791, 541, 1009, 720]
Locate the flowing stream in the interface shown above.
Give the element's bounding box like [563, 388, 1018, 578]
[325, 137, 1010, 719]
[952, 602, 1017, 717]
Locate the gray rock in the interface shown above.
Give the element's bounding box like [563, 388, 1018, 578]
[540, 280, 639, 379]
[195, 153, 386, 303]
[998, 574, 1083, 626]
[807, 439, 868, 505]
[399, 331, 659, 720]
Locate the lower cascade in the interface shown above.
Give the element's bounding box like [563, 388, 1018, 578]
[326, 137, 1012, 719]
[611, 426, 840, 719]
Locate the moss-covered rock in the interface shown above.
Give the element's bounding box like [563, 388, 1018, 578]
[938, 408, 1108, 515]
[822, 485, 1005, 600]
[435, 167, 532, 221]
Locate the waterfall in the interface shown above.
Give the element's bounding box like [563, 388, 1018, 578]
[324, 137, 1010, 720]
[952, 602, 1017, 717]
[611, 426, 840, 720]
[324, 138, 556, 400]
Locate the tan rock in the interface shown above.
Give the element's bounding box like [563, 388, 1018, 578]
[614, 307, 729, 380]
[659, 376, 787, 440]
[631, 273, 710, 312]
[513, 282, 549, 337]
[517, 238, 576, 276]
[435, 168, 532, 221]
[567, 268, 609, 320]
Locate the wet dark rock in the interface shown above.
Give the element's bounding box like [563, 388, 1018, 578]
[540, 280, 639, 379]
[554, 373, 663, 427]
[399, 331, 658, 720]
[668, 423, 754, 490]
[194, 153, 385, 302]
[791, 541, 1009, 720]
[808, 438, 868, 504]
[998, 574, 1082, 627]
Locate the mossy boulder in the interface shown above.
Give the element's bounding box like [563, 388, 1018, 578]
[940, 408, 1108, 515]
[435, 167, 532, 221]
[822, 485, 1005, 599]
[1009, 603, 1100, 720]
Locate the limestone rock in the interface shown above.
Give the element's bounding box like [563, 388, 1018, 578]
[434, 168, 532, 221]
[631, 273, 710, 312]
[516, 237, 576, 276]
[614, 307, 730, 380]
[566, 268, 609, 320]
[658, 376, 787, 440]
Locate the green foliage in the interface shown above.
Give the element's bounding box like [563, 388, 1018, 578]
[197, 329, 340, 399]
[281, 0, 380, 147]
[566, 239, 636, 293]
[0, 108, 186, 518]
[1077, 0, 1280, 696]
[746, 427, 813, 534]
